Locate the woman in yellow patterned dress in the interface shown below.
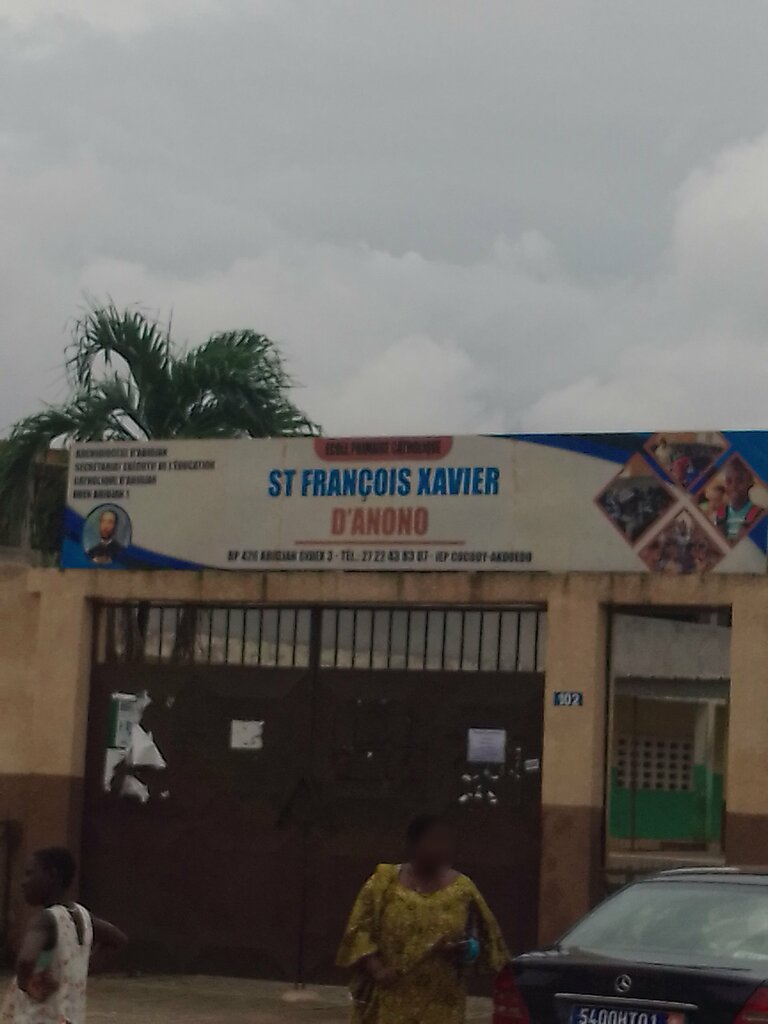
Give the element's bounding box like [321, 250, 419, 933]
[337, 815, 510, 1024]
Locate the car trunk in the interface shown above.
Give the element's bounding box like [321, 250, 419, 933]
[513, 951, 764, 1024]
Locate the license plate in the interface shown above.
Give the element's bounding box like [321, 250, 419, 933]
[571, 1007, 685, 1024]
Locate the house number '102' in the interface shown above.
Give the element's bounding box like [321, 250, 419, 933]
[553, 691, 583, 707]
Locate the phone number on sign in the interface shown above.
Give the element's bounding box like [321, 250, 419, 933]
[228, 548, 533, 565]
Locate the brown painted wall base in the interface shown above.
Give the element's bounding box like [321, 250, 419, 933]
[539, 803, 603, 945]
[0, 774, 83, 951]
[726, 812, 768, 866]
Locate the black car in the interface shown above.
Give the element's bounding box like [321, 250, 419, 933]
[494, 869, 768, 1024]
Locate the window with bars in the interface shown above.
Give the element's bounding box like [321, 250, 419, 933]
[319, 607, 544, 671]
[95, 605, 313, 667]
[615, 735, 694, 792]
[94, 603, 546, 673]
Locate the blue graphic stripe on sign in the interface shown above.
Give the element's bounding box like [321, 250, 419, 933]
[723, 431, 768, 482]
[61, 507, 207, 571]
[747, 515, 768, 554]
[509, 433, 649, 465]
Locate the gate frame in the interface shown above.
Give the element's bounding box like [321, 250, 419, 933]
[19, 567, 632, 949]
[83, 601, 546, 977]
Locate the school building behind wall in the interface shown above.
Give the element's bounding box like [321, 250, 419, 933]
[1, 431, 767, 980]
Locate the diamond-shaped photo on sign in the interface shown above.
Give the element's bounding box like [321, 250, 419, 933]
[639, 510, 725, 574]
[644, 432, 729, 491]
[595, 454, 675, 545]
[695, 454, 768, 547]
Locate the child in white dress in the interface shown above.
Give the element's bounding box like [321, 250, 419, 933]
[2, 847, 126, 1024]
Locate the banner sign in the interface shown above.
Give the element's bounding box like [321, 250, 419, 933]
[61, 432, 768, 573]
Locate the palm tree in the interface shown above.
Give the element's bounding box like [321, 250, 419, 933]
[0, 302, 318, 553]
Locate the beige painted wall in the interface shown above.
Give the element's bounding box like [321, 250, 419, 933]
[727, 591, 768, 816]
[0, 567, 39, 777]
[1, 563, 765, 947]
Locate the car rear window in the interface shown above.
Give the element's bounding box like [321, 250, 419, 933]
[561, 880, 768, 967]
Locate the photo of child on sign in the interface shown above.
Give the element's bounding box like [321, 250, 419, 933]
[697, 456, 768, 545]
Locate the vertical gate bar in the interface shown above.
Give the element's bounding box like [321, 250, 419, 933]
[514, 612, 522, 671]
[386, 609, 394, 669]
[423, 611, 431, 670]
[207, 608, 214, 664]
[91, 603, 100, 664]
[276, 607, 282, 667]
[333, 609, 340, 668]
[630, 695, 638, 852]
[458, 610, 466, 671]
[257, 608, 264, 666]
[224, 608, 231, 665]
[157, 607, 164, 661]
[477, 611, 485, 672]
[92, 602, 102, 667]
[292, 610, 299, 667]
[368, 610, 375, 670]
[440, 610, 447, 670]
[496, 610, 503, 671]
[295, 606, 323, 987]
[241, 609, 248, 665]
[105, 604, 116, 663]
[351, 609, 358, 668]
[175, 607, 182, 662]
[90, 603, 101, 667]
[404, 610, 412, 670]
[533, 611, 541, 671]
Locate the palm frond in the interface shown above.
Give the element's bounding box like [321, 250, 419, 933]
[0, 387, 144, 534]
[0, 407, 84, 535]
[68, 302, 173, 423]
[2, 308, 320, 552]
[168, 330, 318, 438]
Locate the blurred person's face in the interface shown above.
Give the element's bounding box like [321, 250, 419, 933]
[709, 485, 725, 505]
[22, 855, 55, 907]
[99, 511, 117, 541]
[410, 822, 454, 873]
[725, 464, 752, 507]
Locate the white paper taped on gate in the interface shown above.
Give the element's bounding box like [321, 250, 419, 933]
[109, 691, 151, 750]
[467, 728, 507, 764]
[121, 774, 150, 803]
[230, 720, 264, 751]
[127, 724, 167, 769]
[102, 749, 124, 792]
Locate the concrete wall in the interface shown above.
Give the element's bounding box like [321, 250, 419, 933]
[0, 565, 765, 952]
[612, 614, 730, 679]
[0, 566, 41, 945]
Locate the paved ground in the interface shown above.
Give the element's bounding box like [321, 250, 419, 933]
[21, 975, 492, 1023]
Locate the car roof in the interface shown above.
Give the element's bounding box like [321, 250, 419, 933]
[643, 867, 768, 885]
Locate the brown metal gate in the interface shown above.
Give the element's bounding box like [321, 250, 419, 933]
[82, 603, 544, 981]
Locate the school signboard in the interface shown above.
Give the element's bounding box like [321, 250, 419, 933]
[61, 432, 768, 573]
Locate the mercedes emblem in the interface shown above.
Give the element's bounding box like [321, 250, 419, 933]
[615, 975, 632, 995]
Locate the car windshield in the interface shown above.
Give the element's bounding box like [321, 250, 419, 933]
[561, 880, 768, 968]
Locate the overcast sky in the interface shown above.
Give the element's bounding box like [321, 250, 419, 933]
[2, 1, 768, 435]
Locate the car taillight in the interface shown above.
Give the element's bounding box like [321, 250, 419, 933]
[736, 987, 768, 1024]
[493, 966, 531, 1024]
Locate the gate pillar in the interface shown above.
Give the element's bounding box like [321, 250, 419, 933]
[27, 581, 91, 860]
[539, 581, 607, 944]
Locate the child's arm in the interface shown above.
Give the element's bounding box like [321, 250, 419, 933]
[16, 911, 56, 998]
[89, 917, 128, 973]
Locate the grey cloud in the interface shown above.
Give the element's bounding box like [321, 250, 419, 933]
[3, 2, 768, 435]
